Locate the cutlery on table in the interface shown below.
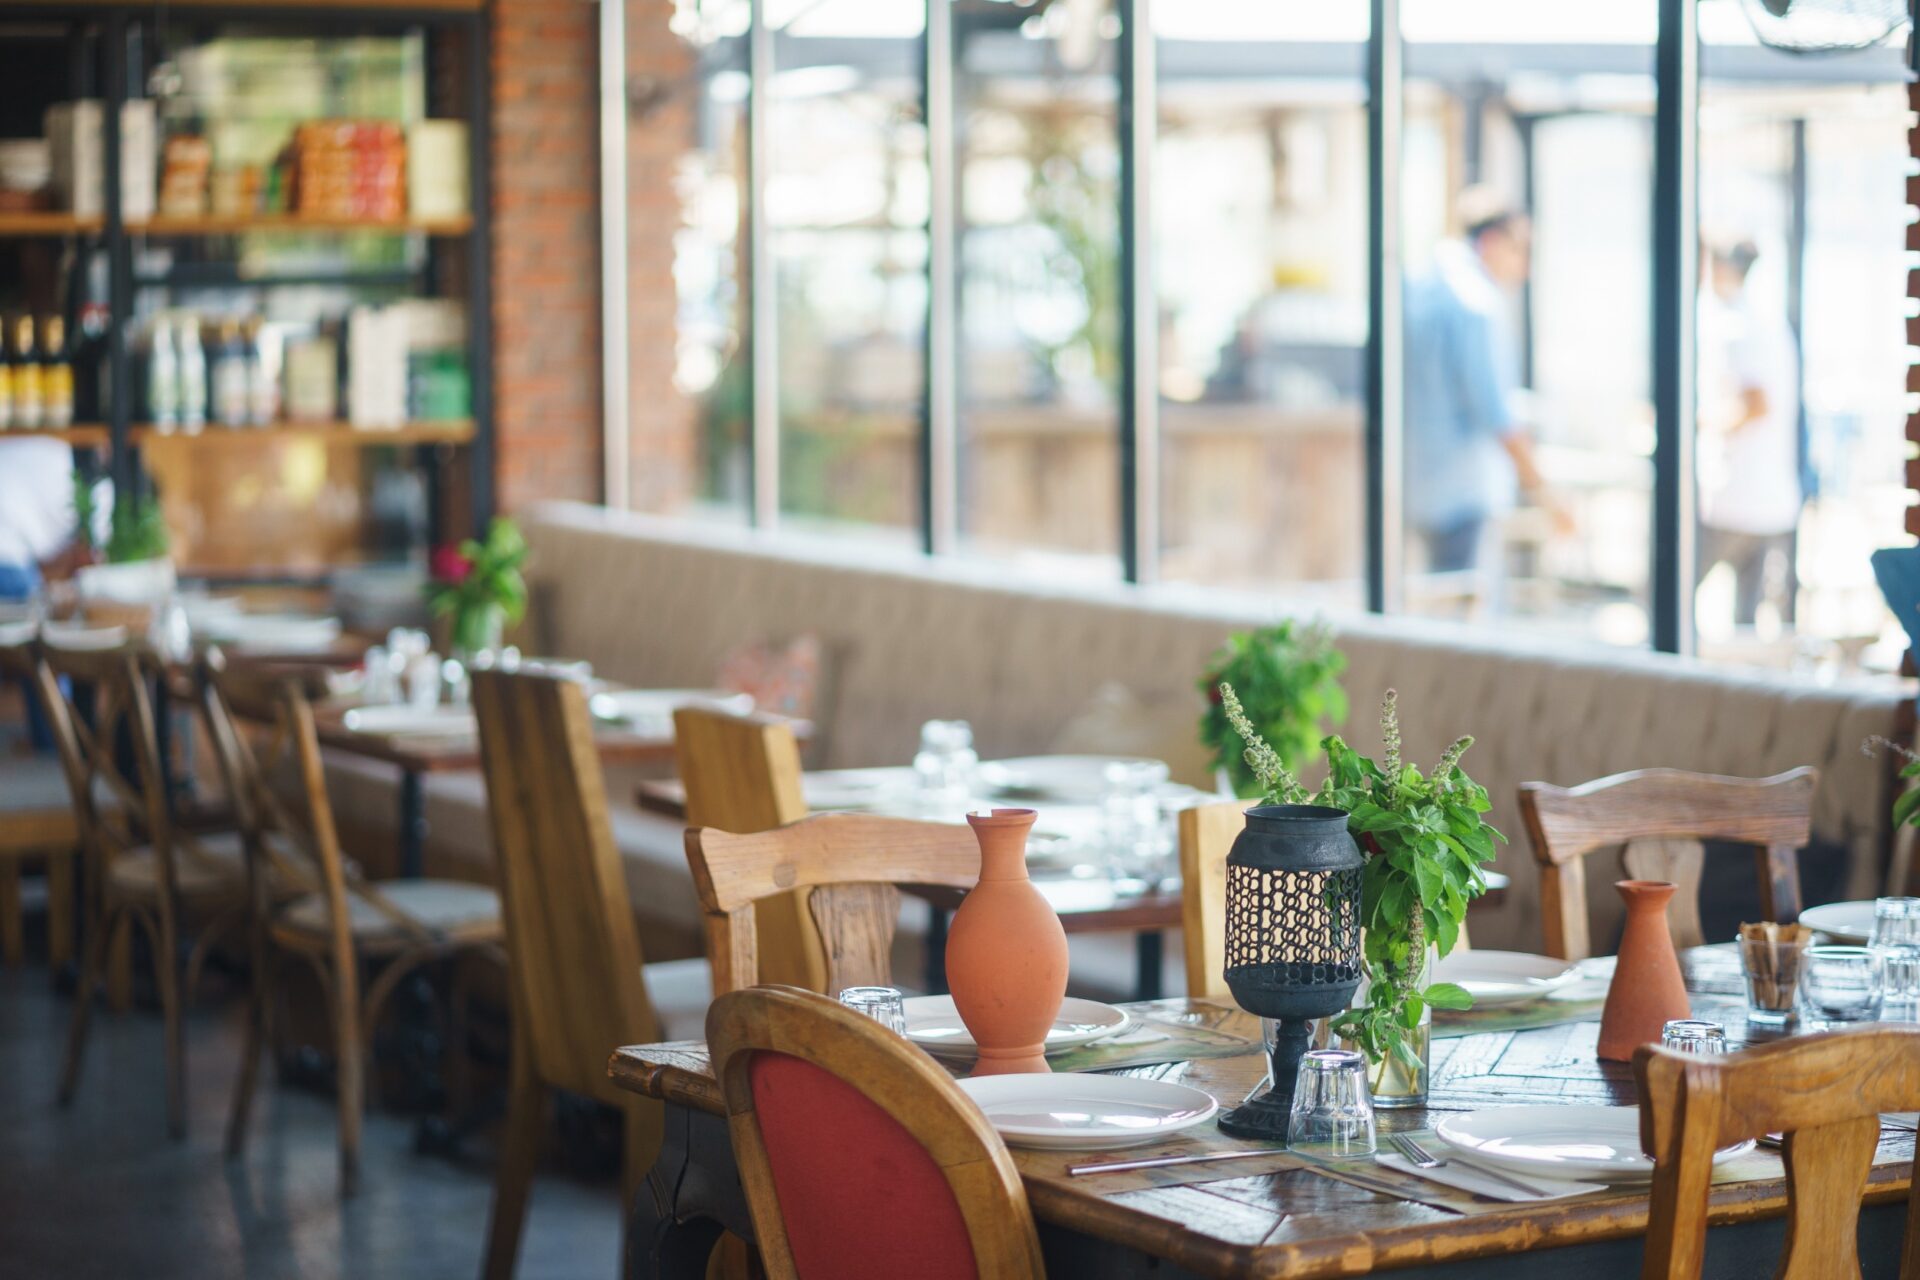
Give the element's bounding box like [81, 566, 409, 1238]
[1068, 1148, 1287, 1176]
[1387, 1133, 1568, 1197]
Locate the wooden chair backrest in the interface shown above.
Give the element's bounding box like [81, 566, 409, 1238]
[671, 705, 823, 991]
[687, 812, 980, 995]
[706, 985, 1045, 1280]
[1519, 767, 1816, 960]
[36, 642, 173, 886]
[472, 670, 662, 1105]
[1635, 1027, 1920, 1279]
[1179, 800, 1245, 1002]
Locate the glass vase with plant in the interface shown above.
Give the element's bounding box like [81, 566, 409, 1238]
[1199, 622, 1347, 798]
[1218, 683, 1503, 1104]
[426, 517, 528, 660]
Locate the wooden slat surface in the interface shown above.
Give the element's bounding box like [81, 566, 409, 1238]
[608, 972, 1916, 1279]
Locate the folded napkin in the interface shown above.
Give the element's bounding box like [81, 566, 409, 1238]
[1374, 1153, 1604, 1203]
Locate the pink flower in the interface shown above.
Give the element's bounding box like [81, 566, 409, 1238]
[430, 544, 471, 583]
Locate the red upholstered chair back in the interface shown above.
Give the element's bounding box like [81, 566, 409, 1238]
[706, 986, 1045, 1280]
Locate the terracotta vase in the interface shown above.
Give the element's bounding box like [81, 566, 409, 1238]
[946, 808, 1069, 1076]
[1595, 879, 1692, 1062]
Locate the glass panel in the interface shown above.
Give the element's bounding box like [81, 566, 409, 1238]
[1694, 0, 1910, 676]
[768, 0, 925, 541]
[1400, 0, 1657, 646]
[633, 0, 752, 519]
[1153, 2, 1369, 604]
[954, 0, 1122, 577]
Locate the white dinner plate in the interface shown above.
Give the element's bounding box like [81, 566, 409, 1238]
[1432, 950, 1580, 1007]
[587, 688, 752, 727]
[903, 995, 1129, 1058]
[201, 614, 342, 653]
[800, 768, 906, 812]
[1799, 900, 1878, 944]
[341, 705, 477, 736]
[957, 1073, 1218, 1150]
[39, 624, 127, 651]
[1434, 1105, 1754, 1183]
[976, 755, 1170, 804]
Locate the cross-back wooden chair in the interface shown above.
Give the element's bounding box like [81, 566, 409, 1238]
[472, 669, 713, 1280]
[686, 811, 981, 995]
[1636, 1026, 1920, 1278]
[198, 654, 503, 1194]
[38, 638, 254, 1137]
[1519, 767, 1816, 961]
[1178, 800, 1245, 1002]
[671, 705, 824, 991]
[707, 985, 1046, 1280]
[0, 633, 79, 972]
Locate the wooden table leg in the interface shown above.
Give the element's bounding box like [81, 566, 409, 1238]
[626, 1104, 754, 1280]
[925, 903, 949, 994]
[0, 861, 22, 965]
[1135, 929, 1164, 1001]
[397, 771, 427, 880]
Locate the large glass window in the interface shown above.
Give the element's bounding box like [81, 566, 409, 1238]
[1399, 1, 1658, 646]
[1153, 3, 1369, 604]
[1694, 0, 1910, 674]
[769, 0, 926, 540]
[953, 0, 1122, 576]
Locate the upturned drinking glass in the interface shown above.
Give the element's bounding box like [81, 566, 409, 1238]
[1286, 1049, 1377, 1157]
[1660, 1019, 1728, 1055]
[837, 986, 908, 1034]
[1800, 945, 1885, 1028]
[1872, 899, 1920, 1019]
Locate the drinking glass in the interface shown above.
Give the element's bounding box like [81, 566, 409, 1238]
[1871, 899, 1920, 1019]
[1800, 945, 1885, 1027]
[1660, 1019, 1728, 1055]
[1738, 933, 1808, 1029]
[1104, 760, 1173, 891]
[913, 720, 978, 813]
[838, 986, 908, 1034]
[1286, 1048, 1377, 1157]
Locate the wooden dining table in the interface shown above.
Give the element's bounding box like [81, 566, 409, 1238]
[635, 769, 1509, 1002]
[611, 949, 1913, 1279]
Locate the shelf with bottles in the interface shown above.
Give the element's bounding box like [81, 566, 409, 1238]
[129, 419, 473, 446]
[127, 213, 471, 237]
[0, 425, 109, 447]
[0, 212, 104, 238]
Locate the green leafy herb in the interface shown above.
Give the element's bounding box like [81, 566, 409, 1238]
[425, 517, 529, 655]
[1199, 622, 1346, 798]
[105, 497, 170, 564]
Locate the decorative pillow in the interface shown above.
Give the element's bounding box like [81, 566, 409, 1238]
[715, 632, 825, 722]
[1048, 682, 1218, 790]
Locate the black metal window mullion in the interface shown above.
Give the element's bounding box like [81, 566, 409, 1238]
[1651, 0, 1700, 655]
[1365, 0, 1404, 616]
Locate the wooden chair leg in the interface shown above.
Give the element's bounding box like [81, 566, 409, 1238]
[57, 904, 111, 1107]
[226, 943, 273, 1159]
[0, 861, 24, 966]
[148, 907, 188, 1141]
[106, 913, 133, 1012]
[482, 1029, 549, 1280]
[331, 952, 364, 1197]
[46, 852, 75, 973]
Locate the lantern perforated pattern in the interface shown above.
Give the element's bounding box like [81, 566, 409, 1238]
[1223, 862, 1363, 996]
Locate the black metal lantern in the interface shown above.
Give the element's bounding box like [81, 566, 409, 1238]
[1217, 804, 1364, 1140]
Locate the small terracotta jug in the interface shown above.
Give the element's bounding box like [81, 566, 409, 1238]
[946, 809, 1069, 1075]
[1596, 879, 1692, 1062]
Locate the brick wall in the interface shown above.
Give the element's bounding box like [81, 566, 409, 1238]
[490, 0, 606, 510]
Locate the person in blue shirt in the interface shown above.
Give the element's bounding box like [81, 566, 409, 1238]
[1403, 189, 1561, 579]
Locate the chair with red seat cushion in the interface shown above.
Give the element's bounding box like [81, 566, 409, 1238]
[706, 985, 1045, 1280]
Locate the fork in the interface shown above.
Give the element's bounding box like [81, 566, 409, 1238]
[1387, 1133, 1564, 1197]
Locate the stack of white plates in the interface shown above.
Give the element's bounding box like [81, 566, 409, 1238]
[588, 688, 752, 734]
[957, 1073, 1219, 1150]
[1798, 901, 1877, 944]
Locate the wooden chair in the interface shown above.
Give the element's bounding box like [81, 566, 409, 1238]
[38, 639, 253, 1138]
[1635, 1027, 1920, 1278]
[671, 705, 823, 990]
[198, 657, 504, 1194]
[1178, 800, 1245, 1002]
[706, 985, 1046, 1280]
[1519, 767, 1816, 961]
[687, 811, 980, 995]
[472, 670, 713, 1280]
[0, 635, 79, 971]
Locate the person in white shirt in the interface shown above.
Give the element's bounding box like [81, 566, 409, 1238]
[1695, 238, 1801, 626]
[1, 437, 90, 749]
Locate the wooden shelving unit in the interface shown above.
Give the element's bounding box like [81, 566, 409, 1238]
[129, 213, 472, 237]
[0, 212, 104, 238]
[1, 424, 111, 446]
[130, 419, 475, 445]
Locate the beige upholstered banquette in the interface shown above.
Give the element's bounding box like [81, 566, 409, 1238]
[336, 500, 1907, 970]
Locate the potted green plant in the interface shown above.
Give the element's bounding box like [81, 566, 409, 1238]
[69, 468, 101, 566]
[1199, 622, 1347, 798]
[426, 516, 529, 659]
[105, 496, 170, 565]
[1219, 683, 1503, 1104]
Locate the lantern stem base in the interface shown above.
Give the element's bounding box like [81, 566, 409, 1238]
[1216, 1016, 1314, 1142]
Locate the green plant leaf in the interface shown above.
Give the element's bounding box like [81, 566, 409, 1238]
[1422, 982, 1474, 1010]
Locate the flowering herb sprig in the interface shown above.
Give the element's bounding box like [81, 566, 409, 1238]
[1864, 735, 1920, 830]
[1220, 684, 1505, 1085]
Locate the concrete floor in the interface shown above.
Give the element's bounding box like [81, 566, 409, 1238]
[0, 963, 622, 1280]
